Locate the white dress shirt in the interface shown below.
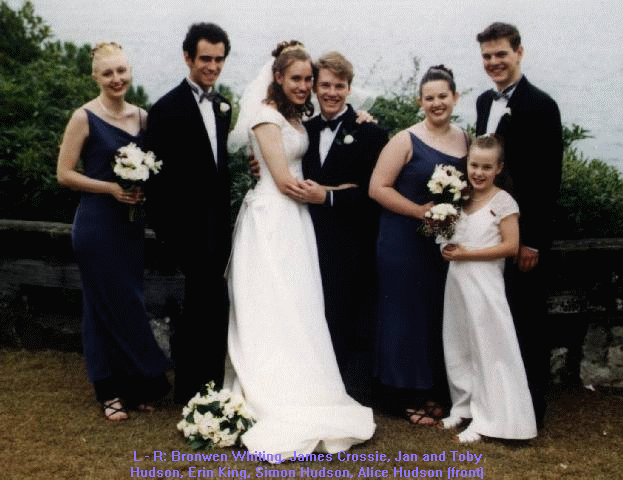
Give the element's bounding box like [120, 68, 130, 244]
[317, 106, 348, 206]
[187, 78, 218, 167]
[485, 81, 519, 134]
[318, 106, 348, 165]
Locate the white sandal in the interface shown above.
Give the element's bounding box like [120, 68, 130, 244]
[441, 415, 466, 429]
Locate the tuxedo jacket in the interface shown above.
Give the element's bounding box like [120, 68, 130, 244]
[303, 105, 388, 284]
[476, 76, 563, 251]
[145, 80, 232, 275]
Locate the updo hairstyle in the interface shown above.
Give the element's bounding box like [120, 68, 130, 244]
[91, 41, 124, 73]
[418, 64, 456, 96]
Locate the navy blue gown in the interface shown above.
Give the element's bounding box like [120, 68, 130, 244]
[375, 133, 464, 406]
[72, 110, 171, 404]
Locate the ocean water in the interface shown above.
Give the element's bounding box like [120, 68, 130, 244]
[12, 0, 623, 169]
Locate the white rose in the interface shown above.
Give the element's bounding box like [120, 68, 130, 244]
[136, 164, 150, 181]
[220, 102, 230, 113]
[218, 432, 238, 447]
[343, 134, 354, 144]
[183, 423, 199, 437]
[428, 180, 443, 194]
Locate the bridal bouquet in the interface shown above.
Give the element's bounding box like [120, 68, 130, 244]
[112, 142, 162, 221]
[177, 381, 254, 450]
[420, 164, 469, 241]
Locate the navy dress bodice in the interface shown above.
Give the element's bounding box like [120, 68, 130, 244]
[375, 133, 465, 393]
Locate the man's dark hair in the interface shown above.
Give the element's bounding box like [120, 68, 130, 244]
[476, 22, 521, 51]
[183, 23, 230, 59]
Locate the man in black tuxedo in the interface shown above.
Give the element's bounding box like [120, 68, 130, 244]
[302, 52, 388, 404]
[475, 22, 563, 426]
[145, 23, 232, 404]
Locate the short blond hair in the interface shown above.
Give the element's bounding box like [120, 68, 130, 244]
[315, 51, 354, 86]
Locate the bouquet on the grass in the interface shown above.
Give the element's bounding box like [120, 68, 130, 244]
[177, 381, 255, 450]
[420, 164, 469, 241]
[112, 142, 162, 221]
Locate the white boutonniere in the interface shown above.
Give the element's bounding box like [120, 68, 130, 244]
[503, 106, 512, 117]
[335, 127, 357, 146]
[220, 102, 230, 114]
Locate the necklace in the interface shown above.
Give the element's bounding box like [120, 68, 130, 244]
[97, 96, 127, 120]
[422, 119, 451, 137]
[471, 189, 496, 204]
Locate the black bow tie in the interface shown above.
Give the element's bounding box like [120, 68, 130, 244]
[200, 91, 217, 103]
[320, 114, 345, 131]
[190, 84, 217, 103]
[491, 84, 515, 101]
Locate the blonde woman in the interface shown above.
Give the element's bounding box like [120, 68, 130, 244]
[57, 42, 171, 421]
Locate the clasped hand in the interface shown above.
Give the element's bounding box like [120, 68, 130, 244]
[442, 243, 467, 261]
[286, 179, 357, 204]
[111, 183, 144, 205]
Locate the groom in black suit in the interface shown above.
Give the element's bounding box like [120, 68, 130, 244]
[475, 22, 563, 426]
[145, 23, 232, 404]
[302, 52, 388, 404]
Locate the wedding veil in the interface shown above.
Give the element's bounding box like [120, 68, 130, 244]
[227, 60, 273, 154]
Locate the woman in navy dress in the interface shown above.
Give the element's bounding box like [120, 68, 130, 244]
[369, 66, 467, 425]
[57, 42, 171, 421]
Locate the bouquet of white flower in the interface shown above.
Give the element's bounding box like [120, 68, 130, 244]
[177, 381, 254, 450]
[426, 164, 469, 205]
[112, 142, 162, 221]
[421, 203, 460, 241]
[421, 164, 469, 241]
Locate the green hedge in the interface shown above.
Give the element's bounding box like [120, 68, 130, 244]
[1, 1, 622, 238]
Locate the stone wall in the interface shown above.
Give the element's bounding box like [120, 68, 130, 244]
[1, 220, 622, 386]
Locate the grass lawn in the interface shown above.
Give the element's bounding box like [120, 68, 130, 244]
[1, 349, 621, 480]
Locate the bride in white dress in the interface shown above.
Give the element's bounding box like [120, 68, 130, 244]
[224, 41, 374, 459]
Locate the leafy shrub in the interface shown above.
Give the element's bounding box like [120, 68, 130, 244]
[1, 2, 622, 240]
[555, 125, 623, 238]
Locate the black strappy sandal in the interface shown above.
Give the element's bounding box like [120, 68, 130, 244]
[102, 398, 128, 421]
[405, 408, 439, 426]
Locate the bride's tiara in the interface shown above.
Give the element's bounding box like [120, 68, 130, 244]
[280, 44, 307, 55]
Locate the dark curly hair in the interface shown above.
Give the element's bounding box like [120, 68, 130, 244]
[265, 40, 314, 120]
[419, 64, 456, 96]
[182, 23, 230, 60]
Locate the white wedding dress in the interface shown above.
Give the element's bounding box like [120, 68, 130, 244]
[224, 105, 375, 459]
[443, 190, 537, 439]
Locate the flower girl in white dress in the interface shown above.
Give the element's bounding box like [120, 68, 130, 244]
[440, 134, 536, 443]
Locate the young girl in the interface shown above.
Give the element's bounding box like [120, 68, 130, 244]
[440, 134, 537, 443]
